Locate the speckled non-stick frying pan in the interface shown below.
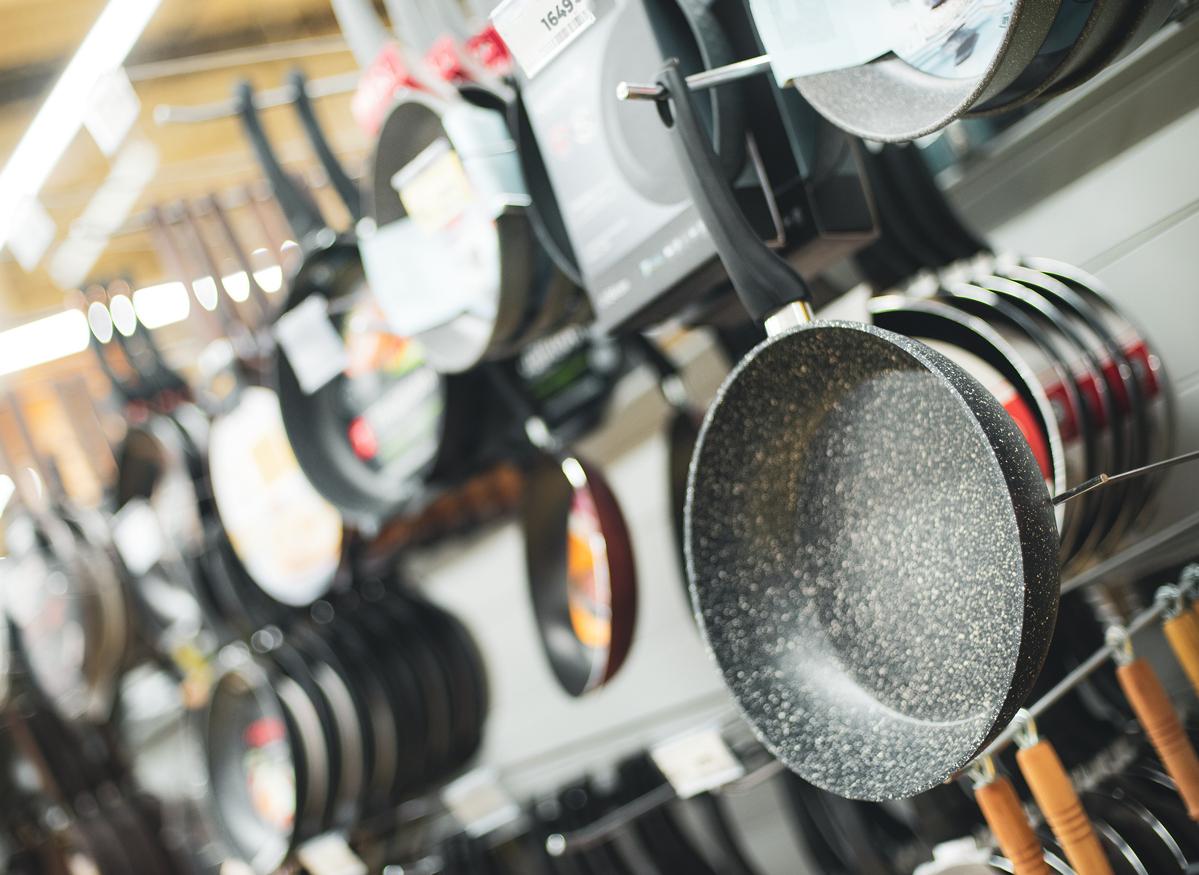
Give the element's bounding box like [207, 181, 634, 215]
[792, 0, 1064, 141]
[652, 60, 1060, 801]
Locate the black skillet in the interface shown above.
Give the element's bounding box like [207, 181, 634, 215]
[343, 583, 457, 792]
[652, 59, 1060, 801]
[334, 592, 431, 801]
[631, 336, 703, 589]
[1002, 262, 1160, 541]
[491, 369, 639, 699]
[1022, 257, 1174, 481]
[791, 0, 1065, 141]
[164, 196, 346, 611]
[1000, 263, 1155, 546]
[394, 588, 489, 770]
[206, 642, 339, 874]
[965, 272, 1128, 560]
[287, 624, 369, 831]
[1039, 0, 1176, 99]
[0, 429, 130, 726]
[244, 77, 479, 528]
[935, 282, 1100, 566]
[968, 0, 1104, 114]
[313, 605, 399, 817]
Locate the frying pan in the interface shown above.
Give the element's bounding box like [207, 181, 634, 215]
[985, 266, 1151, 560]
[1039, 0, 1176, 99]
[1020, 257, 1174, 482]
[651, 59, 1061, 800]
[965, 272, 1127, 558]
[933, 284, 1096, 564]
[791, 1, 1065, 141]
[244, 78, 481, 527]
[492, 368, 638, 698]
[205, 650, 315, 873]
[632, 336, 703, 588]
[968, 0, 1104, 115]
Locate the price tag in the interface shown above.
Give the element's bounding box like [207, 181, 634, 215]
[296, 834, 368, 875]
[273, 295, 350, 395]
[442, 769, 522, 838]
[650, 726, 744, 799]
[747, 0, 895, 83]
[111, 498, 166, 577]
[491, 0, 600, 78]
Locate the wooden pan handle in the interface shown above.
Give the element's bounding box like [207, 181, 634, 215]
[1164, 612, 1199, 699]
[974, 776, 1049, 875]
[1116, 657, 1199, 820]
[1016, 739, 1112, 875]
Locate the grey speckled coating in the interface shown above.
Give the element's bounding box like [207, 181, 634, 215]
[794, 0, 1062, 141]
[685, 322, 1060, 800]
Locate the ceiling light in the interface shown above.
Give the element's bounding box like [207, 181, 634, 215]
[222, 270, 250, 302]
[0, 310, 91, 376]
[133, 281, 189, 329]
[109, 293, 137, 336]
[0, 0, 164, 253]
[192, 276, 219, 311]
[87, 301, 114, 342]
[253, 265, 284, 293]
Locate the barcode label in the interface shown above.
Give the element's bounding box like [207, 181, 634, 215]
[651, 726, 745, 799]
[272, 295, 349, 395]
[491, 0, 599, 78]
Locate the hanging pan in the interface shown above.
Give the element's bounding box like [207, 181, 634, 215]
[240, 78, 480, 528]
[632, 335, 704, 586]
[790, 1, 1064, 141]
[490, 371, 638, 698]
[163, 189, 344, 610]
[647, 59, 1061, 800]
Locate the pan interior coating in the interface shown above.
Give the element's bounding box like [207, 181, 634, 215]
[686, 324, 1040, 800]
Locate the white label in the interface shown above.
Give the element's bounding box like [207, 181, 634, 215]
[442, 769, 522, 838]
[491, 0, 599, 77]
[747, 0, 895, 83]
[297, 835, 368, 875]
[360, 216, 499, 337]
[650, 726, 744, 799]
[273, 295, 350, 395]
[111, 498, 166, 577]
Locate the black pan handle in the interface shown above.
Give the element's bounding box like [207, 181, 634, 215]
[653, 61, 809, 323]
[234, 80, 327, 245]
[289, 70, 363, 223]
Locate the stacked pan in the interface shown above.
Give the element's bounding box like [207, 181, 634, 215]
[773, 0, 1178, 141]
[204, 583, 488, 874]
[869, 255, 1173, 572]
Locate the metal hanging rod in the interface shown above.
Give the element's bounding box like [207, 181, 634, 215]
[616, 55, 773, 102]
[154, 71, 359, 125]
[544, 757, 784, 857]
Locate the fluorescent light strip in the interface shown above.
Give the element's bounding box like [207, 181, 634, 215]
[0, 310, 91, 376]
[0, 0, 164, 251]
[133, 281, 190, 329]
